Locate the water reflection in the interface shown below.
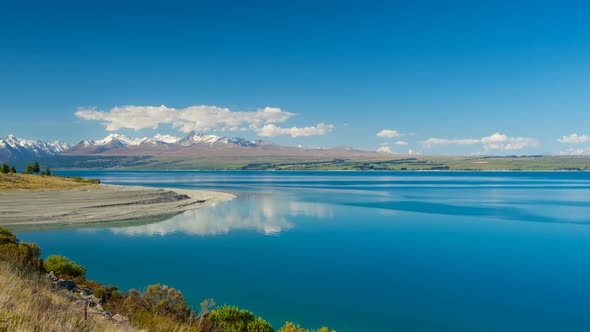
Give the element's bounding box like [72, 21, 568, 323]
[110, 193, 333, 236]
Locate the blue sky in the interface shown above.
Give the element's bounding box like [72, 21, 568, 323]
[1, 0, 590, 155]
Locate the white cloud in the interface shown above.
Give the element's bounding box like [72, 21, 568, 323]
[558, 133, 590, 144]
[422, 132, 538, 151]
[481, 133, 538, 151]
[75, 105, 177, 131]
[422, 138, 480, 148]
[76, 105, 333, 138]
[394, 141, 408, 145]
[559, 148, 590, 156]
[255, 123, 334, 138]
[481, 132, 508, 144]
[376, 129, 401, 138]
[377, 146, 394, 153]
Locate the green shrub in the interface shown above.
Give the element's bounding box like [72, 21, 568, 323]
[0, 227, 17, 245]
[0, 226, 43, 271]
[279, 322, 336, 332]
[210, 305, 273, 332]
[43, 255, 86, 279]
[93, 285, 121, 303]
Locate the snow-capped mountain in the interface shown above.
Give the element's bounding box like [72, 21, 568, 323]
[143, 134, 181, 145]
[68, 134, 148, 154]
[176, 131, 262, 147]
[2, 132, 377, 164]
[95, 133, 145, 146]
[64, 132, 267, 155]
[77, 134, 145, 148]
[0, 134, 70, 163]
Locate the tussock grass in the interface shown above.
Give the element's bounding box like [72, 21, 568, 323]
[0, 174, 100, 191]
[0, 261, 133, 332]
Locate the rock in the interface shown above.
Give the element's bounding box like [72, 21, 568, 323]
[47, 271, 58, 281]
[111, 313, 129, 324]
[55, 279, 78, 291]
[80, 287, 92, 296]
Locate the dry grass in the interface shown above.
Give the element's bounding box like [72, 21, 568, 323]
[0, 174, 100, 191]
[0, 261, 135, 332]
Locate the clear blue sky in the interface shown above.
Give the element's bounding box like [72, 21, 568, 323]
[1, 0, 590, 155]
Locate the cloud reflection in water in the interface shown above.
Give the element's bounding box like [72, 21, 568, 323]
[110, 194, 333, 236]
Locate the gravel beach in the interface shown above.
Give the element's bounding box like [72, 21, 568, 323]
[0, 184, 234, 229]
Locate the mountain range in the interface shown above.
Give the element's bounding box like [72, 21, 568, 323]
[0, 132, 372, 164]
[0, 135, 70, 163]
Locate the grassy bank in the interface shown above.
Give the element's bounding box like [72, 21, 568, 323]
[0, 173, 100, 191]
[0, 261, 132, 331]
[0, 227, 335, 332]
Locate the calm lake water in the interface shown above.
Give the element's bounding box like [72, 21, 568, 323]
[15, 171, 590, 331]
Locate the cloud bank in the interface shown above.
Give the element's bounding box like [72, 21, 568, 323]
[75, 105, 333, 138]
[558, 133, 590, 144]
[422, 132, 538, 151]
[256, 123, 334, 137]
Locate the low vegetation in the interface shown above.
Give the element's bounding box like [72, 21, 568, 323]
[44, 255, 86, 279]
[35, 154, 590, 170]
[0, 226, 335, 331]
[0, 160, 101, 190]
[0, 173, 100, 190]
[0, 227, 131, 331]
[0, 261, 133, 331]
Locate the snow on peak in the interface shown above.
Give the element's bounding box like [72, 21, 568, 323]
[95, 133, 145, 146]
[50, 141, 71, 152]
[178, 131, 225, 146]
[146, 134, 181, 144]
[0, 134, 69, 155]
[176, 131, 261, 147]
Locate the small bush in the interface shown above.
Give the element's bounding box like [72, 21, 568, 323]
[43, 255, 86, 279]
[210, 305, 273, 332]
[115, 284, 201, 331]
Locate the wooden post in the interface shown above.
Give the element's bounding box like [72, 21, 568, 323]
[84, 302, 88, 321]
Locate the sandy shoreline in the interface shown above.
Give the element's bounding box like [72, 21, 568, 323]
[0, 184, 235, 230]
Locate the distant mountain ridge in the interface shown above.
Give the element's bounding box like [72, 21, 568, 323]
[0, 135, 70, 163]
[65, 132, 274, 156]
[1, 132, 371, 164]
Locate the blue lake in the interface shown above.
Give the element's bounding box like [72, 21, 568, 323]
[15, 171, 590, 331]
